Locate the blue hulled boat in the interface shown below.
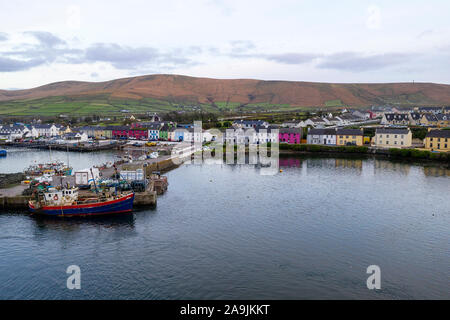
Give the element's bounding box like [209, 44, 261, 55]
[0, 149, 6, 157]
[28, 187, 134, 217]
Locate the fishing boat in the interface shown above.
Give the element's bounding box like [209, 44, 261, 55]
[24, 160, 72, 177]
[0, 149, 6, 157]
[28, 187, 134, 217]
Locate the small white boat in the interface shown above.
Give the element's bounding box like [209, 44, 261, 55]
[148, 152, 159, 159]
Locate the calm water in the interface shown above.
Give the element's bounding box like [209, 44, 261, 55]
[0, 147, 117, 173]
[0, 153, 449, 299]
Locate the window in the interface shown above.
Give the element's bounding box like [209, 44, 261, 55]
[387, 135, 389, 138]
[395, 135, 397, 138]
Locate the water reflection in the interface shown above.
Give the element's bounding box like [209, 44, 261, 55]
[335, 158, 363, 170]
[423, 166, 450, 177]
[31, 212, 136, 231]
[279, 157, 302, 168]
[374, 159, 411, 176]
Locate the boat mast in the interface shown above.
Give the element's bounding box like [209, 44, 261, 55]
[90, 168, 99, 194]
[66, 144, 70, 168]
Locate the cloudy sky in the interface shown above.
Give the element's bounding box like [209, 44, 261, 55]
[1, 0, 450, 89]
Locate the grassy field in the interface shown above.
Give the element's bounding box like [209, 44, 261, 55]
[0, 95, 303, 116]
[325, 99, 343, 107]
[0, 93, 359, 117]
[0, 95, 189, 116]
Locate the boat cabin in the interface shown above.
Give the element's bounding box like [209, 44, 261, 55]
[43, 187, 79, 206]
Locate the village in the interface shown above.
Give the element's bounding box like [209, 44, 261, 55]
[0, 105, 449, 154]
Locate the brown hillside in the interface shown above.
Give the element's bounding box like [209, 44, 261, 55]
[1, 74, 450, 107]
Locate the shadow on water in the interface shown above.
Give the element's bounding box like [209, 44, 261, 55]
[30, 211, 137, 231]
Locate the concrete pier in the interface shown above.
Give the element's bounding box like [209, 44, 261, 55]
[0, 148, 186, 212]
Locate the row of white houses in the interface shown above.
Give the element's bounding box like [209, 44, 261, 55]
[281, 114, 368, 128]
[224, 127, 279, 145]
[0, 123, 65, 140]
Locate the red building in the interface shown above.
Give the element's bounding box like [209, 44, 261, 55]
[279, 128, 302, 144]
[112, 126, 148, 140]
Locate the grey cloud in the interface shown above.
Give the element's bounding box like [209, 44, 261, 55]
[231, 40, 255, 53]
[265, 53, 321, 64]
[84, 43, 195, 70]
[0, 33, 8, 41]
[0, 56, 45, 72]
[24, 31, 66, 47]
[317, 52, 412, 72]
[85, 43, 160, 69]
[0, 31, 80, 72]
[0, 32, 200, 73]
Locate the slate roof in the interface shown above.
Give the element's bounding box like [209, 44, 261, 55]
[336, 129, 363, 136]
[426, 130, 450, 138]
[308, 128, 336, 135]
[376, 128, 410, 134]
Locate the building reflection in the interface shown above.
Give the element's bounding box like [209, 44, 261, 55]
[374, 159, 411, 175]
[335, 158, 363, 171]
[423, 166, 450, 177]
[305, 158, 336, 169]
[279, 157, 302, 168]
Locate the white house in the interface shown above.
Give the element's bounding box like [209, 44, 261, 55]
[304, 117, 328, 127]
[65, 132, 88, 142]
[0, 124, 31, 140]
[183, 128, 202, 143]
[147, 124, 161, 141]
[232, 120, 269, 129]
[352, 110, 371, 120]
[307, 128, 337, 145]
[373, 128, 412, 148]
[33, 124, 59, 137]
[225, 127, 278, 145]
[281, 120, 305, 128]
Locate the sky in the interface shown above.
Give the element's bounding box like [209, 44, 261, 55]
[1, 0, 450, 89]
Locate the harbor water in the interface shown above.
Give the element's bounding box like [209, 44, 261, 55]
[0, 147, 117, 173]
[0, 151, 449, 299]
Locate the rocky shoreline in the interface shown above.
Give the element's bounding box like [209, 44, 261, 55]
[0, 173, 26, 189]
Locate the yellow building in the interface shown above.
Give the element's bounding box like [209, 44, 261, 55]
[424, 130, 450, 152]
[336, 129, 364, 146]
[61, 126, 72, 134]
[93, 127, 113, 139]
[373, 128, 412, 148]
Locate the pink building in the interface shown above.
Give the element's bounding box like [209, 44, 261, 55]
[279, 128, 302, 144]
[112, 126, 148, 140]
